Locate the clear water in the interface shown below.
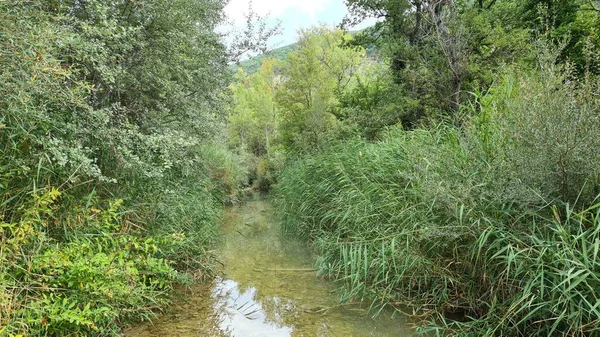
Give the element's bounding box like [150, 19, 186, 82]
[124, 200, 414, 337]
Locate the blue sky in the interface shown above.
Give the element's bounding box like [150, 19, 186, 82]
[224, 0, 376, 48]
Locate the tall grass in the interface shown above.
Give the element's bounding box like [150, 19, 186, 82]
[274, 67, 600, 335]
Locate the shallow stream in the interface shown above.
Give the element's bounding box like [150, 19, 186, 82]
[125, 199, 414, 336]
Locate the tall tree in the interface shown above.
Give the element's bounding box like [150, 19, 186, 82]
[229, 59, 280, 156]
[276, 26, 365, 153]
[342, 0, 536, 124]
[1, 0, 231, 215]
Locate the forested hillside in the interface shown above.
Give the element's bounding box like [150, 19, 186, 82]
[237, 43, 298, 74]
[229, 0, 600, 336]
[235, 29, 372, 74]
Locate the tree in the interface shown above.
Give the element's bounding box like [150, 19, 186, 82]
[276, 26, 365, 153]
[229, 59, 280, 156]
[0, 1, 242, 334]
[343, 0, 533, 124]
[518, 0, 600, 73]
[334, 61, 418, 139]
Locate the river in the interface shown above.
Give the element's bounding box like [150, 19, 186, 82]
[124, 199, 414, 336]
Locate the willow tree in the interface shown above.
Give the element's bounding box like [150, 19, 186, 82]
[276, 26, 365, 153]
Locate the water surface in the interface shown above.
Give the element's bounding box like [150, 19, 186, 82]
[125, 200, 414, 336]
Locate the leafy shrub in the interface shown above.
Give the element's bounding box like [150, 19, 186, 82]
[253, 149, 285, 191]
[198, 144, 248, 204]
[0, 190, 180, 336]
[0, 2, 236, 335]
[469, 61, 600, 206]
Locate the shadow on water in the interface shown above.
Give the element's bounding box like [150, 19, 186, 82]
[124, 199, 414, 336]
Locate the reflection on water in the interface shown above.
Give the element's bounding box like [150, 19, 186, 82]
[124, 199, 414, 337]
[212, 278, 293, 337]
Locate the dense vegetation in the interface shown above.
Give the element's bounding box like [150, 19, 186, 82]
[276, 68, 600, 335]
[4, 0, 600, 335]
[229, 0, 600, 336]
[0, 1, 247, 335]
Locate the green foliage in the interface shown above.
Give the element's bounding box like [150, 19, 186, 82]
[0, 1, 242, 336]
[228, 58, 283, 191]
[254, 148, 286, 191]
[1, 0, 229, 200]
[334, 61, 418, 139]
[343, 0, 556, 124]
[426, 204, 600, 336]
[0, 190, 178, 336]
[517, 0, 600, 72]
[198, 144, 248, 204]
[228, 27, 371, 192]
[229, 60, 280, 157]
[276, 26, 365, 153]
[274, 63, 600, 335]
[471, 61, 600, 206]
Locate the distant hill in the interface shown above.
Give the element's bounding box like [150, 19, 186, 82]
[232, 27, 377, 75]
[234, 43, 298, 74]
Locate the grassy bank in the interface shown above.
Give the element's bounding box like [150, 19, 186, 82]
[274, 69, 600, 336]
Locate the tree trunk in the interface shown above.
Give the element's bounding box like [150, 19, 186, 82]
[265, 124, 270, 156]
[410, 0, 422, 46]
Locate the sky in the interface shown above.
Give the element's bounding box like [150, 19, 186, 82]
[223, 0, 377, 49]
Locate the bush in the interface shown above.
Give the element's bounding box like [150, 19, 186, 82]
[198, 144, 247, 204]
[0, 190, 179, 336]
[254, 149, 285, 192]
[0, 2, 237, 335]
[469, 62, 600, 206]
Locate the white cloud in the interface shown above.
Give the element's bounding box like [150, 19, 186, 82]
[221, 0, 378, 50]
[225, 0, 333, 24]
